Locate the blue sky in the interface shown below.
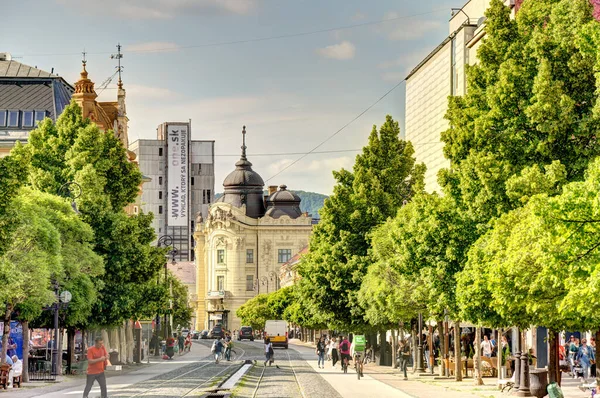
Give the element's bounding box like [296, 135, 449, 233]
[3, 0, 454, 194]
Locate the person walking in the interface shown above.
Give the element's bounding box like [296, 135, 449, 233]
[399, 339, 411, 380]
[316, 337, 326, 369]
[577, 338, 595, 381]
[177, 333, 185, 355]
[212, 338, 224, 364]
[82, 337, 110, 398]
[481, 335, 493, 358]
[264, 338, 277, 367]
[569, 335, 579, 376]
[591, 337, 597, 378]
[224, 334, 233, 361]
[331, 337, 339, 369]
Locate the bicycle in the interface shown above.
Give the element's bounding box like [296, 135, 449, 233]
[342, 355, 349, 374]
[354, 353, 364, 380]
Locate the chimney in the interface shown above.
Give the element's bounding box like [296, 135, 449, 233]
[268, 185, 277, 195]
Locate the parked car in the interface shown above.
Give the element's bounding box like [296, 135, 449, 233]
[238, 326, 254, 341]
[200, 330, 209, 339]
[209, 325, 225, 339]
[191, 331, 201, 340]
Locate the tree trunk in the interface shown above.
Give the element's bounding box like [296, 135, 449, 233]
[22, 321, 30, 382]
[548, 329, 558, 384]
[438, 321, 445, 376]
[473, 327, 483, 385]
[1, 304, 11, 364]
[126, 320, 134, 363]
[119, 323, 127, 364]
[412, 324, 418, 374]
[454, 321, 462, 381]
[392, 329, 398, 369]
[67, 328, 75, 375]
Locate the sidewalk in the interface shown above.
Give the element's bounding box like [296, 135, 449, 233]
[3, 342, 210, 397]
[290, 339, 589, 398]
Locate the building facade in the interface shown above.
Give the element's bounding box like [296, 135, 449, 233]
[404, 0, 518, 192]
[0, 53, 74, 156]
[130, 122, 215, 261]
[193, 128, 312, 331]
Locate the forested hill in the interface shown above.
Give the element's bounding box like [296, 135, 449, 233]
[214, 190, 328, 219]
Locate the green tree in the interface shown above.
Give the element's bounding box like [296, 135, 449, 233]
[236, 294, 276, 330]
[441, 0, 600, 224]
[297, 115, 425, 330]
[170, 273, 193, 330]
[13, 102, 166, 326]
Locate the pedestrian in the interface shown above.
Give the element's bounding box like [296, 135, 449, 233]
[331, 337, 339, 369]
[481, 335, 493, 358]
[225, 333, 232, 361]
[399, 339, 411, 380]
[150, 333, 159, 355]
[577, 338, 595, 381]
[82, 337, 109, 398]
[264, 337, 277, 367]
[178, 333, 185, 355]
[316, 336, 326, 369]
[569, 335, 579, 376]
[212, 338, 224, 364]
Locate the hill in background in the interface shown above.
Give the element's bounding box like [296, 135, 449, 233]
[214, 190, 328, 219]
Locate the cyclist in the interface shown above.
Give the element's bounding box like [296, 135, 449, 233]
[339, 336, 351, 372]
[352, 335, 366, 378]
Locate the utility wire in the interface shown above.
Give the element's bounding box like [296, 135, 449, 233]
[264, 79, 405, 182]
[17, 7, 449, 57]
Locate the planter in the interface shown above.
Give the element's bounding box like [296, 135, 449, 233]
[529, 369, 548, 398]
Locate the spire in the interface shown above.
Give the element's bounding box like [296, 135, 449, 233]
[241, 125, 247, 160]
[111, 43, 124, 89]
[80, 49, 88, 80]
[74, 51, 95, 95]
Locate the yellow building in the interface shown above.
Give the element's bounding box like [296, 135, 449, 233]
[193, 127, 313, 331]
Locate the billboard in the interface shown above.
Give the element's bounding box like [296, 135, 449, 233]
[167, 124, 189, 227]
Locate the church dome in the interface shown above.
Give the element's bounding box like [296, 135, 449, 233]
[216, 126, 266, 218]
[222, 158, 265, 187]
[265, 185, 303, 219]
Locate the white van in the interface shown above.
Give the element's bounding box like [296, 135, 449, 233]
[264, 320, 288, 349]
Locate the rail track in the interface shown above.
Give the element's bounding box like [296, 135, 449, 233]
[251, 350, 307, 398]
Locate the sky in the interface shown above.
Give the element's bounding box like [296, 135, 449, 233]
[3, 0, 455, 195]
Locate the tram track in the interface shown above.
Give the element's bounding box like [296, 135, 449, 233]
[250, 350, 307, 398]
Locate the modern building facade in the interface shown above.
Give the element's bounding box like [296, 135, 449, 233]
[0, 53, 74, 156]
[404, 0, 519, 192]
[193, 128, 313, 332]
[130, 122, 215, 261]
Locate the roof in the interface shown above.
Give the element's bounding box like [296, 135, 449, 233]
[282, 246, 309, 267]
[265, 184, 303, 219]
[405, 23, 477, 81]
[0, 60, 54, 78]
[167, 261, 196, 286]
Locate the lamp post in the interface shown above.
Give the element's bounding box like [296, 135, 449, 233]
[415, 313, 425, 373]
[51, 284, 71, 377]
[157, 235, 177, 342]
[451, 7, 471, 24]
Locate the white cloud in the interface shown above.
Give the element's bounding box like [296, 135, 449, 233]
[378, 49, 433, 81]
[352, 11, 366, 21]
[56, 0, 257, 18]
[126, 42, 180, 53]
[316, 41, 356, 60]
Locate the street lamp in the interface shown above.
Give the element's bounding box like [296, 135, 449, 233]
[451, 7, 471, 24]
[51, 283, 71, 377]
[415, 313, 425, 373]
[58, 182, 82, 214]
[157, 235, 177, 342]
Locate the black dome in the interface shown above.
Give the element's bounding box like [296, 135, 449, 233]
[265, 185, 303, 219]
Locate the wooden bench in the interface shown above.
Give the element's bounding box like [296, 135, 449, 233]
[0, 363, 11, 389]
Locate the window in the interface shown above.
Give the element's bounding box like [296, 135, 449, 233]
[159, 176, 163, 185]
[191, 221, 195, 232]
[159, 147, 163, 156]
[217, 275, 225, 291]
[8, 111, 19, 127]
[159, 205, 163, 214]
[246, 249, 254, 264]
[191, 177, 195, 186]
[203, 190, 207, 204]
[34, 110, 45, 124]
[207, 189, 212, 204]
[246, 275, 254, 291]
[22, 111, 34, 127]
[159, 191, 162, 199]
[0, 110, 6, 127]
[278, 249, 292, 263]
[217, 249, 225, 264]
